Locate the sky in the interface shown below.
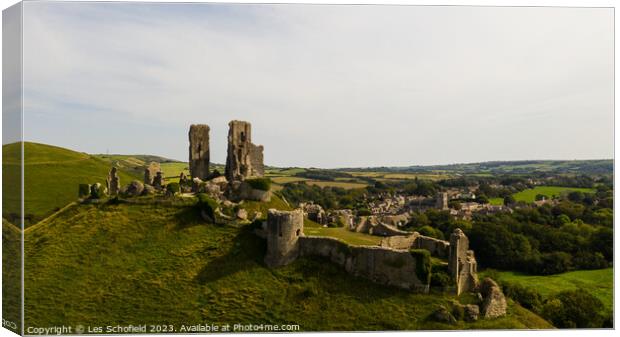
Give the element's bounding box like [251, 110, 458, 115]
[9, 2, 615, 168]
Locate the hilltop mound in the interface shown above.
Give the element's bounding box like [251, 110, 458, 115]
[2, 142, 142, 226]
[20, 199, 552, 330]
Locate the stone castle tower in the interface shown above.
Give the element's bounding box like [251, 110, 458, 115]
[189, 124, 210, 180]
[436, 192, 449, 210]
[264, 209, 304, 267]
[449, 228, 479, 295]
[225, 120, 264, 181]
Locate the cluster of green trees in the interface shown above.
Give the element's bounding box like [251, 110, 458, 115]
[405, 193, 613, 275]
[294, 169, 354, 181]
[280, 182, 366, 210]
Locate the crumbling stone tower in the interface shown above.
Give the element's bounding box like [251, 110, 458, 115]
[189, 124, 210, 180]
[225, 120, 264, 181]
[107, 167, 120, 196]
[144, 162, 161, 185]
[436, 192, 448, 210]
[264, 209, 304, 267]
[449, 228, 479, 295]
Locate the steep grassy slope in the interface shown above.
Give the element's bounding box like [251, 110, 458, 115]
[2, 220, 21, 334]
[2, 142, 142, 226]
[21, 200, 552, 330]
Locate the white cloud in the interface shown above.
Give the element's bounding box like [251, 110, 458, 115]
[21, 3, 613, 167]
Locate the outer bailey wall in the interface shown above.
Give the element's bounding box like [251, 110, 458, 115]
[298, 236, 428, 292]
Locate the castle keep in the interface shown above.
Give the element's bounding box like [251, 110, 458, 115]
[189, 124, 211, 180]
[225, 121, 264, 181]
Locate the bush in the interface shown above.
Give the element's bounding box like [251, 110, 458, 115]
[89, 183, 106, 199]
[416, 225, 444, 240]
[166, 182, 180, 195]
[245, 178, 271, 191]
[357, 208, 372, 216]
[196, 193, 219, 220]
[542, 290, 605, 328]
[430, 270, 451, 288]
[502, 282, 543, 312]
[573, 251, 609, 270]
[410, 249, 432, 284]
[78, 184, 91, 198]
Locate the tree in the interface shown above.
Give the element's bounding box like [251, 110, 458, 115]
[535, 194, 548, 201]
[503, 195, 516, 205]
[542, 290, 605, 328]
[567, 191, 585, 203]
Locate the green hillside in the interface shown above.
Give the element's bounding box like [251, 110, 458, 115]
[485, 269, 613, 314]
[2, 142, 142, 226]
[2, 220, 21, 334]
[19, 198, 551, 330]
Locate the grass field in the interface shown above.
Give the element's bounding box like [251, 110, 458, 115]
[489, 198, 504, 205]
[160, 162, 190, 183]
[2, 220, 21, 334]
[482, 269, 613, 314]
[17, 199, 551, 330]
[270, 176, 310, 184]
[305, 181, 368, 189]
[2, 142, 142, 226]
[303, 222, 383, 246]
[512, 186, 595, 203]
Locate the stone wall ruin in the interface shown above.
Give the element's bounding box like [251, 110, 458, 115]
[225, 121, 264, 181]
[189, 124, 211, 180]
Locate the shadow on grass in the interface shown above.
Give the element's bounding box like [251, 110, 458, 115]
[172, 207, 207, 231]
[194, 226, 266, 284]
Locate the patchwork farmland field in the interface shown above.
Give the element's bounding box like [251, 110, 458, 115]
[512, 186, 595, 203]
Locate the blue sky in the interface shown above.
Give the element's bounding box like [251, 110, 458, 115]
[14, 2, 614, 167]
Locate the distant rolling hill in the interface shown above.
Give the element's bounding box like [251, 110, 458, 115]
[340, 160, 613, 175]
[2, 142, 142, 226]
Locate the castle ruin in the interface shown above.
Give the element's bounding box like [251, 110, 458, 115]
[225, 121, 264, 181]
[189, 124, 211, 180]
[436, 192, 449, 210]
[144, 162, 161, 185]
[449, 228, 479, 295]
[264, 209, 304, 267]
[106, 167, 120, 196]
[262, 209, 479, 295]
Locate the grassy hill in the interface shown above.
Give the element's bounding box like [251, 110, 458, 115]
[2, 220, 21, 334]
[484, 269, 613, 315]
[18, 197, 552, 330]
[341, 160, 613, 175]
[2, 142, 142, 226]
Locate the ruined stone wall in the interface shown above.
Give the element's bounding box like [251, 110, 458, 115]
[449, 229, 479, 295]
[225, 121, 264, 181]
[249, 144, 264, 177]
[107, 167, 120, 196]
[414, 235, 450, 259]
[298, 236, 427, 292]
[263, 210, 476, 295]
[144, 162, 161, 185]
[188, 124, 210, 180]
